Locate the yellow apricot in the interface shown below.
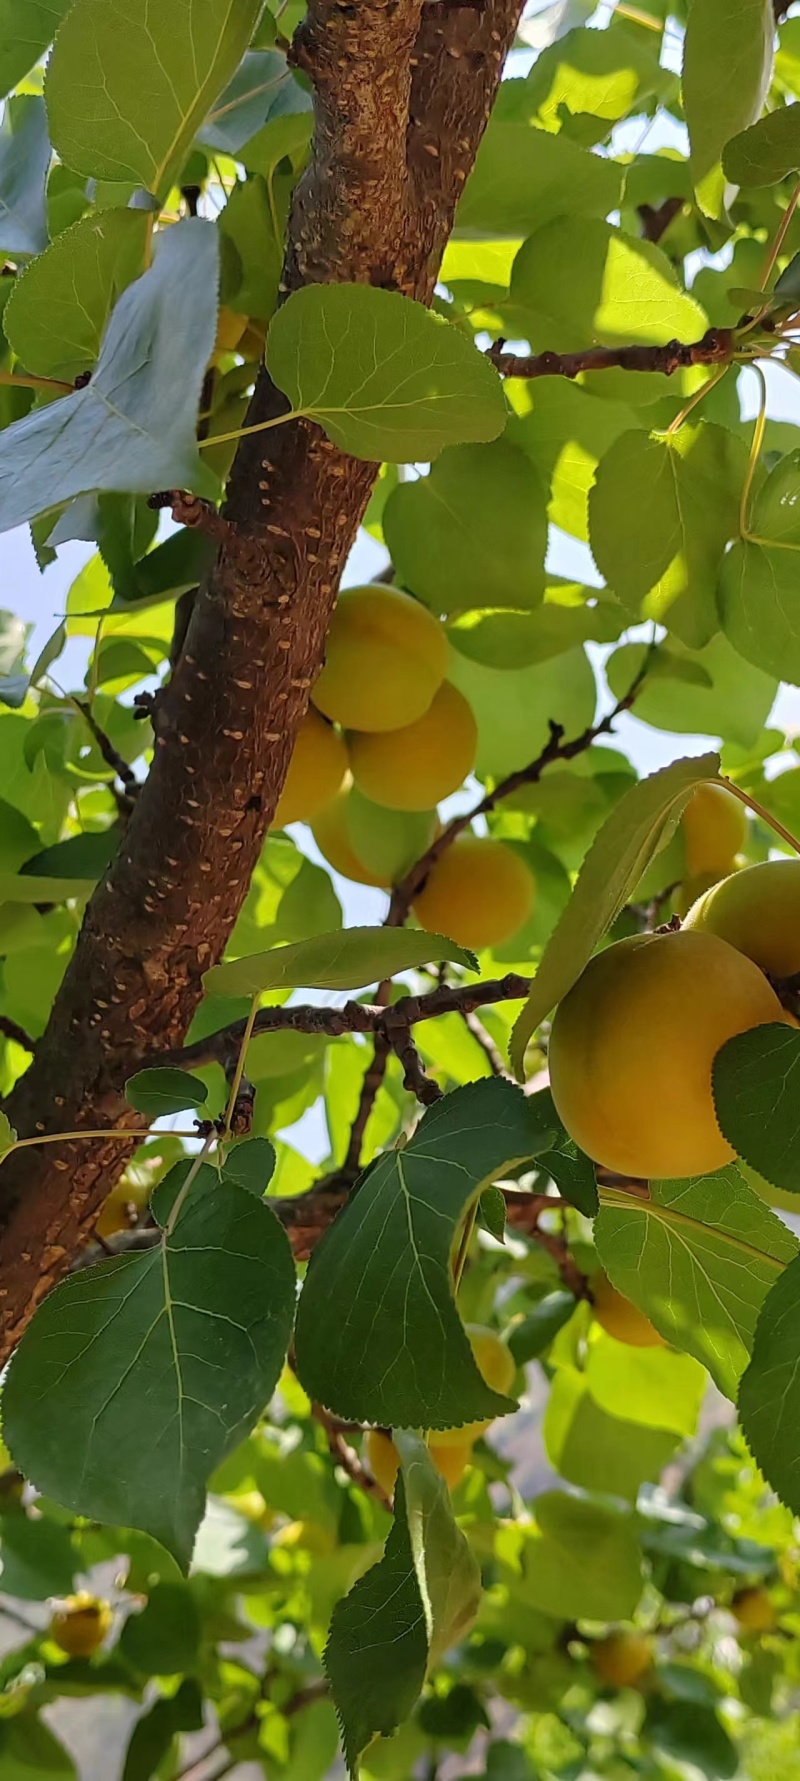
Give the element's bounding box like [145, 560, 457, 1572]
[427, 1439, 473, 1490]
[591, 1632, 653, 1689]
[311, 786, 392, 888]
[50, 1594, 112, 1659]
[435, 1323, 516, 1447]
[348, 682, 477, 812]
[214, 306, 248, 355]
[272, 1519, 336, 1555]
[548, 930, 785, 1180]
[413, 835, 535, 951]
[272, 709, 348, 828]
[96, 1172, 150, 1239]
[591, 1272, 665, 1349]
[681, 783, 747, 877]
[312, 586, 448, 732]
[732, 1586, 776, 1634]
[364, 1429, 473, 1500]
[684, 858, 800, 979]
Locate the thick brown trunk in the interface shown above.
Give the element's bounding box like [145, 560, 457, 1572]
[0, 0, 524, 1360]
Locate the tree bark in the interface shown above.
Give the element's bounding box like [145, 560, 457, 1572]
[0, 0, 524, 1360]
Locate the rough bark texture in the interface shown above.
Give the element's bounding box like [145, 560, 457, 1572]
[0, 0, 524, 1360]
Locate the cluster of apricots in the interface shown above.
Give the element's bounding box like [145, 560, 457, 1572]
[271, 585, 537, 951]
[550, 775, 800, 1182]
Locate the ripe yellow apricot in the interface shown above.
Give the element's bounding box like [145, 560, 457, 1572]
[312, 585, 448, 732]
[50, 1594, 112, 1659]
[591, 1632, 653, 1689]
[310, 786, 392, 888]
[732, 1586, 776, 1633]
[272, 709, 348, 828]
[436, 1324, 516, 1447]
[591, 1272, 665, 1349]
[96, 1172, 151, 1239]
[681, 783, 747, 877]
[348, 682, 477, 812]
[684, 858, 800, 979]
[548, 930, 785, 1180]
[365, 1430, 473, 1500]
[413, 835, 535, 951]
[214, 306, 248, 355]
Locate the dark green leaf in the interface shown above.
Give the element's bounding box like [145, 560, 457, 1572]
[724, 105, 800, 186]
[0, 872, 94, 903]
[0, 218, 219, 536]
[509, 754, 720, 1076]
[122, 1679, 204, 1781]
[294, 1078, 555, 1428]
[0, 1715, 76, 1781]
[713, 1023, 800, 1192]
[2, 1165, 296, 1568]
[45, 0, 263, 201]
[739, 1253, 800, 1513]
[204, 926, 478, 998]
[478, 1184, 507, 1243]
[457, 117, 621, 237]
[0, 1512, 76, 1599]
[5, 208, 149, 382]
[531, 1090, 598, 1215]
[0, 1, 71, 98]
[596, 1164, 796, 1398]
[326, 1434, 481, 1777]
[124, 1067, 209, 1117]
[645, 1697, 738, 1778]
[0, 97, 50, 257]
[198, 49, 311, 155]
[266, 283, 507, 463]
[119, 1582, 200, 1675]
[383, 441, 548, 615]
[20, 829, 119, 880]
[507, 1292, 577, 1364]
[682, 0, 774, 217]
[221, 1137, 276, 1198]
[117, 528, 215, 608]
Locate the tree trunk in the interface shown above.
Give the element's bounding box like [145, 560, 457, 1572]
[0, 0, 523, 1361]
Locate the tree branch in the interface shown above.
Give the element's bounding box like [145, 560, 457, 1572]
[312, 1402, 392, 1509]
[487, 327, 734, 383]
[0, 0, 525, 1361]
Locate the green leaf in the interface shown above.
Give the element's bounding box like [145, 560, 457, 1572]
[683, 0, 774, 217]
[713, 1023, 800, 1192]
[588, 423, 747, 648]
[325, 1434, 481, 1777]
[204, 926, 478, 999]
[20, 829, 119, 880]
[447, 643, 597, 781]
[0, 1512, 75, 1599]
[718, 537, 800, 685]
[478, 1184, 507, 1242]
[544, 1370, 679, 1501]
[509, 754, 720, 1076]
[294, 1078, 554, 1428]
[0, 1, 71, 97]
[124, 1067, 209, 1118]
[507, 1292, 577, 1365]
[382, 442, 547, 615]
[2, 1162, 296, 1568]
[448, 595, 624, 670]
[119, 1581, 200, 1675]
[645, 1698, 738, 1780]
[221, 1136, 276, 1198]
[456, 118, 621, 238]
[724, 104, 800, 186]
[0, 96, 50, 257]
[0, 1715, 76, 1781]
[506, 377, 637, 544]
[218, 171, 285, 322]
[0, 872, 94, 903]
[45, 0, 263, 201]
[595, 1165, 796, 1399]
[121, 1679, 204, 1781]
[0, 218, 219, 537]
[198, 48, 311, 156]
[523, 1491, 643, 1621]
[605, 635, 777, 750]
[587, 1337, 706, 1438]
[5, 208, 149, 382]
[738, 1253, 800, 1514]
[523, 17, 671, 130]
[265, 284, 507, 463]
[507, 218, 707, 405]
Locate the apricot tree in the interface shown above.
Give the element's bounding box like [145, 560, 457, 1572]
[2, 2, 800, 1778]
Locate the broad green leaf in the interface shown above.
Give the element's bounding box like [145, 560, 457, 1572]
[265, 284, 507, 463]
[124, 1067, 209, 1118]
[294, 1079, 554, 1428]
[456, 118, 621, 238]
[119, 1581, 200, 1675]
[509, 754, 720, 1076]
[198, 48, 311, 156]
[222, 1136, 276, 1198]
[522, 1492, 643, 1620]
[507, 1291, 577, 1364]
[522, 17, 670, 130]
[683, 0, 774, 217]
[595, 1165, 796, 1399]
[0, 1, 70, 97]
[0, 1512, 75, 1599]
[713, 1024, 800, 1192]
[588, 423, 747, 648]
[586, 1334, 707, 1438]
[0, 218, 219, 537]
[121, 1680, 204, 1781]
[645, 1698, 738, 1780]
[203, 926, 478, 998]
[383, 442, 547, 615]
[45, 0, 263, 200]
[0, 872, 94, 903]
[724, 105, 800, 186]
[2, 1162, 296, 1569]
[719, 539, 800, 685]
[0, 96, 50, 257]
[544, 1369, 679, 1501]
[738, 1253, 800, 1513]
[605, 635, 776, 750]
[507, 218, 707, 406]
[5, 208, 149, 382]
[506, 377, 637, 543]
[447, 643, 597, 781]
[0, 1716, 76, 1781]
[448, 595, 624, 670]
[218, 172, 285, 322]
[113, 528, 215, 609]
[326, 1435, 481, 1777]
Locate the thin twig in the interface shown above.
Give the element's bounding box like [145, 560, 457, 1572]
[342, 1030, 391, 1176]
[487, 327, 733, 383]
[0, 1016, 35, 1054]
[312, 1403, 392, 1510]
[74, 699, 139, 805]
[387, 1025, 444, 1105]
[503, 1193, 590, 1298]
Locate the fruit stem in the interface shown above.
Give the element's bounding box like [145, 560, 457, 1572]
[717, 776, 800, 858]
